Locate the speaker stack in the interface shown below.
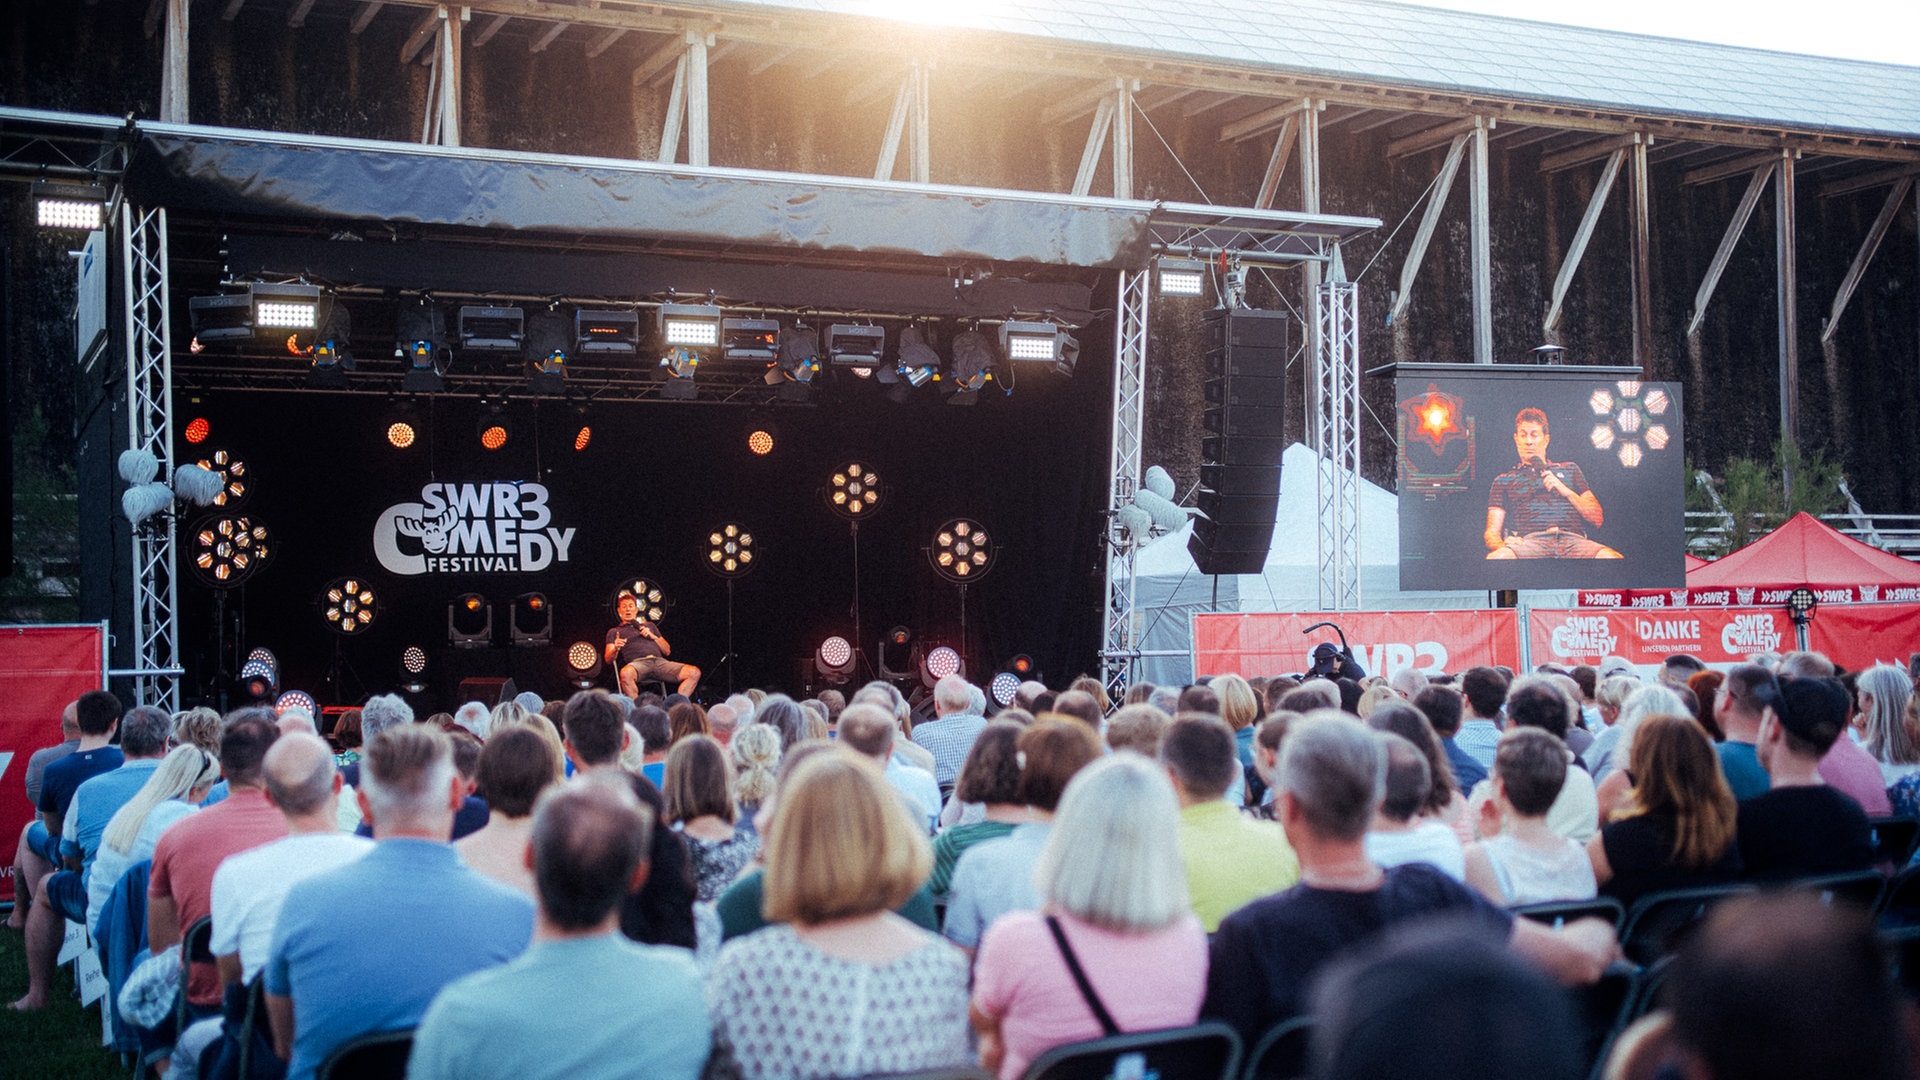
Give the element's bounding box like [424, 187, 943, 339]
[1189, 309, 1289, 575]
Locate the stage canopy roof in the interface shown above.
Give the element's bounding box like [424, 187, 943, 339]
[1690, 513, 1920, 593]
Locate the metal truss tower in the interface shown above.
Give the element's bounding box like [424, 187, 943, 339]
[1315, 251, 1362, 611]
[1099, 270, 1151, 702]
[122, 203, 181, 712]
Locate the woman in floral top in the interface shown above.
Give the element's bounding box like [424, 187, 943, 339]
[664, 734, 759, 902]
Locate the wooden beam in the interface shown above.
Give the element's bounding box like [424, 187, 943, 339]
[1469, 119, 1492, 363]
[287, 0, 318, 28]
[1387, 116, 1486, 159]
[586, 28, 628, 59]
[657, 53, 686, 164]
[1540, 132, 1643, 174]
[1180, 92, 1235, 119]
[1821, 162, 1920, 199]
[1544, 147, 1626, 335]
[160, 0, 188, 123]
[1349, 110, 1408, 135]
[1684, 149, 1788, 186]
[746, 46, 792, 77]
[686, 32, 710, 167]
[1254, 114, 1297, 210]
[1629, 138, 1652, 368]
[528, 22, 567, 54]
[1823, 176, 1913, 342]
[1776, 154, 1799, 452]
[910, 61, 931, 184]
[875, 76, 910, 181]
[1071, 96, 1115, 197]
[350, 1, 385, 35]
[400, 6, 441, 64]
[1687, 161, 1775, 337]
[1318, 105, 1370, 130]
[1389, 133, 1470, 326]
[634, 36, 687, 86]
[1040, 82, 1117, 128]
[1112, 78, 1134, 200]
[1218, 97, 1309, 143]
[1498, 127, 1567, 151]
[472, 14, 509, 46]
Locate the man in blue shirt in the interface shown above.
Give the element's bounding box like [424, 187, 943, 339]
[910, 676, 988, 788]
[840, 704, 939, 832]
[1713, 664, 1775, 800]
[410, 778, 709, 1080]
[1414, 684, 1487, 791]
[265, 724, 532, 1079]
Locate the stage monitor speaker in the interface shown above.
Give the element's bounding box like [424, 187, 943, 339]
[1192, 309, 1288, 576]
[456, 676, 511, 707]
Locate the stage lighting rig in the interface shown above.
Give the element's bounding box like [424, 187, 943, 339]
[930, 518, 994, 582]
[747, 429, 775, 456]
[612, 579, 667, 623]
[947, 329, 996, 401]
[706, 524, 756, 578]
[189, 516, 272, 587]
[477, 403, 512, 451]
[388, 422, 417, 450]
[193, 450, 249, 507]
[511, 592, 552, 647]
[1156, 255, 1208, 298]
[307, 300, 354, 389]
[825, 462, 882, 520]
[254, 284, 321, 333]
[826, 324, 886, 372]
[815, 635, 856, 685]
[449, 593, 493, 648]
[275, 691, 316, 716]
[894, 325, 940, 391]
[184, 417, 211, 445]
[400, 646, 430, 693]
[919, 645, 963, 689]
[575, 309, 640, 355]
[32, 179, 108, 232]
[565, 641, 604, 689]
[396, 301, 448, 392]
[660, 303, 723, 351]
[458, 305, 525, 353]
[722, 318, 780, 362]
[525, 311, 571, 395]
[990, 671, 1020, 708]
[319, 577, 377, 634]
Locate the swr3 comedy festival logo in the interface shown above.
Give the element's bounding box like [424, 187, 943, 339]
[373, 482, 577, 575]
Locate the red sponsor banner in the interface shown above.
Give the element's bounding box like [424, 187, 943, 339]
[1194, 610, 1520, 680]
[1809, 603, 1920, 671]
[1578, 584, 1920, 608]
[0, 624, 106, 905]
[1529, 607, 1795, 667]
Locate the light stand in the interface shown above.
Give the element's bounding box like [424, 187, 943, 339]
[1787, 586, 1817, 652]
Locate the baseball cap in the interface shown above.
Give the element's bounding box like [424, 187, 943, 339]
[1774, 676, 1849, 751]
[1313, 642, 1340, 659]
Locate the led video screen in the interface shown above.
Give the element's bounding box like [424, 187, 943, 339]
[1390, 364, 1686, 591]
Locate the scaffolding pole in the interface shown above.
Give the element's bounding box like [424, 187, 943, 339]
[121, 203, 181, 712]
[1100, 270, 1151, 702]
[1315, 251, 1362, 610]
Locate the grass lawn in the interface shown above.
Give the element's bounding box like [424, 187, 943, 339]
[0, 920, 129, 1079]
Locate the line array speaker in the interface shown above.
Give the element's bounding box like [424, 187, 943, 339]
[1189, 309, 1289, 575]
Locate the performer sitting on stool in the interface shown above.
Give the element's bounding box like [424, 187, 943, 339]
[605, 593, 700, 698]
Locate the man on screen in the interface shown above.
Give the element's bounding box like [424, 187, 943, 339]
[1484, 408, 1621, 560]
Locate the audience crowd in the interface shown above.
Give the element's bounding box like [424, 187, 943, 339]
[8, 648, 1920, 1080]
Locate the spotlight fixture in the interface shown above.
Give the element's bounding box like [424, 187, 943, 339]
[525, 311, 571, 395]
[564, 641, 604, 689]
[397, 301, 447, 393]
[573, 423, 592, 452]
[238, 659, 277, 702]
[306, 301, 354, 390]
[723, 317, 781, 362]
[947, 329, 996, 398]
[919, 644, 964, 688]
[449, 592, 493, 648]
[612, 579, 666, 623]
[194, 449, 249, 507]
[400, 645, 430, 693]
[878, 625, 915, 683]
[659, 303, 723, 351]
[815, 635, 856, 685]
[458, 305, 525, 353]
[511, 592, 552, 647]
[826, 324, 886, 371]
[189, 515, 273, 587]
[253, 283, 322, 332]
[32, 179, 108, 232]
[575, 309, 640, 355]
[893, 325, 940, 393]
[929, 518, 995, 582]
[387, 422, 417, 449]
[477, 403, 511, 451]
[769, 323, 823, 393]
[705, 523, 756, 578]
[1000, 321, 1062, 362]
[247, 648, 281, 682]
[1007, 653, 1034, 677]
[319, 577, 378, 634]
[274, 691, 316, 716]
[1156, 255, 1208, 298]
[825, 462, 882, 520]
[1786, 586, 1818, 626]
[990, 670, 1020, 707]
[183, 417, 211, 445]
[187, 292, 257, 343]
[747, 429, 775, 456]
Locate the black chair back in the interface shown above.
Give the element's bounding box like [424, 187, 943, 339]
[1619, 884, 1753, 966]
[1513, 897, 1626, 932]
[171, 916, 218, 1036]
[1882, 926, 1920, 1001]
[317, 1028, 414, 1080]
[1868, 815, 1920, 872]
[1881, 864, 1920, 927]
[1024, 1022, 1242, 1080]
[1789, 869, 1887, 912]
[1242, 1016, 1312, 1080]
[1574, 964, 1638, 1077]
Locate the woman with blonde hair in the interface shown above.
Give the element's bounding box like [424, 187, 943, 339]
[1593, 684, 1689, 817]
[667, 700, 710, 747]
[170, 707, 222, 755]
[87, 745, 221, 935]
[487, 699, 531, 739]
[729, 723, 780, 830]
[1587, 713, 1741, 908]
[1212, 672, 1262, 776]
[1855, 664, 1919, 785]
[707, 751, 969, 1079]
[971, 755, 1206, 1079]
[663, 734, 758, 902]
[1356, 684, 1400, 719]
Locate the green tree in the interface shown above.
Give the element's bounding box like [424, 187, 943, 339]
[1690, 440, 1844, 556]
[0, 408, 80, 623]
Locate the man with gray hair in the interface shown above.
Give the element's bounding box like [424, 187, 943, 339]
[337, 692, 416, 831]
[1201, 711, 1615, 1044]
[265, 725, 532, 1080]
[452, 701, 491, 739]
[911, 675, 987, 787]
[409, 779, 710, 1080]
[175, 734, 372, 1077]
[839, 702, 940, 832]
[705, 701, 739, 747]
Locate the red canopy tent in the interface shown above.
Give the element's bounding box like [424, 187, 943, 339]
[1687, 512, 1920, 598]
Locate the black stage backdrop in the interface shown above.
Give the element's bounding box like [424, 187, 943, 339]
[175, 345, 1113, 709]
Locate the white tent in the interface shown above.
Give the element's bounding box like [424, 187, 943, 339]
[1130, 443, 1567, 684]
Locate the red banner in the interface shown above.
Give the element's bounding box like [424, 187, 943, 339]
[1809, 603, 1920, 671]
[1577, 584, 1920, 608]
[1194, 610, 1520, 680]
[0, 624, 106, 905]
[1529, 607, 1799, 667]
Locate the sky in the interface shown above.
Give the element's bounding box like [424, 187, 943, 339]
[1390, 0, 1919, 66]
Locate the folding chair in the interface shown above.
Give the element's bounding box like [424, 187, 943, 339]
[1575, 963, 1639, 1079]
[1242, 1016, 1313, 1080]
[317, 1028, 415, 1080]
[1619, 884, 1753, 966]
[1513, 897, 1627, 933]
[1024, 1022, 1242, 1080]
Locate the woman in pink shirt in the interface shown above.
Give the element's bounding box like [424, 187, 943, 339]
[971, 753, 1209, 1079]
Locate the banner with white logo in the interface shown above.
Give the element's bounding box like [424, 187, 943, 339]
[1529, 607, 1794, 666]
[1193, 610, 1521, 680]
[1577, 584, 1920, 607]
[372, 481, 577, 576]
